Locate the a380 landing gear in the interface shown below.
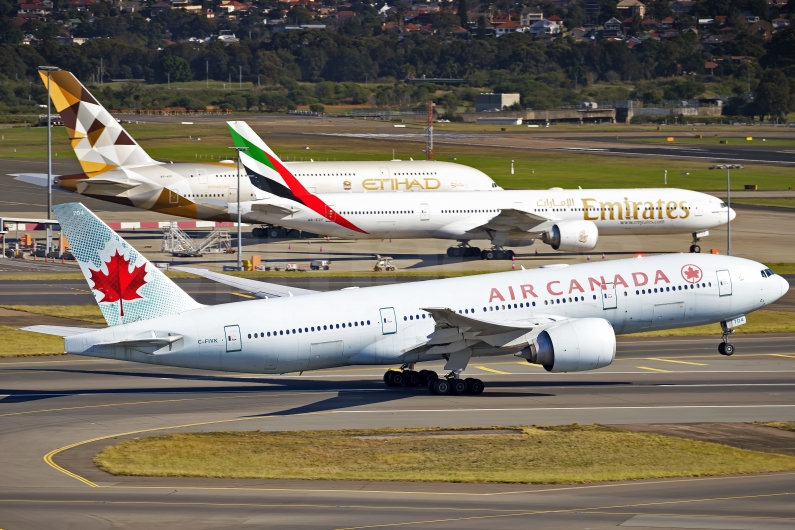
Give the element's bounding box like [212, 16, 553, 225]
[481, 248, 515, 261]
[446, 244, 481, 258]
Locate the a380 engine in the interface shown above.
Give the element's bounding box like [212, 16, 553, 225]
[541, 220, 598, 252]
[521, 318, 616, 372]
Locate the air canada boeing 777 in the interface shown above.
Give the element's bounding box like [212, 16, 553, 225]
[25, 203, 787, 395]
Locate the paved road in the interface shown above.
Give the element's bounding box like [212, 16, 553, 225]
[1, 335, 794, 529]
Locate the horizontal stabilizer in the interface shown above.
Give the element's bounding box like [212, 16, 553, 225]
[173, 267, 318, 298]
[76, 178, 141, 195]
[100, 331, 183, 347]
[22, 325, 97, 337]
[12, 173, 57, 188]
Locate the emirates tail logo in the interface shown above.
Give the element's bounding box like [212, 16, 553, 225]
[88, 250, 148, 316]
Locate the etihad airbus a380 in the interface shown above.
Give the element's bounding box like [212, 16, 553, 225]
[26, 203, 787, 395]
[230, 122, 735, 258]
[22, 69, 733, 257]
[14, 70, 498, 217]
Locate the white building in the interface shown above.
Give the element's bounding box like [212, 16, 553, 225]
[529, 19, 561, 35]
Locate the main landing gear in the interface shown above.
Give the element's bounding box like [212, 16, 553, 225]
[718, 324, 736, 356]
[446, 244, 481, 258]
[481, 248, 515, 261]
[383, 368, 485, 395]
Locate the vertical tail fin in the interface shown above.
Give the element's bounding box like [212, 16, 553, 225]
[227, 121, 366, 233]
[40, 70, 158, 177]
[53, 203, 202, 326]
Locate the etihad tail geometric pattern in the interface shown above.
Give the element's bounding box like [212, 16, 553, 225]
[39, 70, 159, 177]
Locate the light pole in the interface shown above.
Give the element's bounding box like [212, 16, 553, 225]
[229, 146, 249, 270]
[38, 66, 60, 256]
[727, 167, 731, 256]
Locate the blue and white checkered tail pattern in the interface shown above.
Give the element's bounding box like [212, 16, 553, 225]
[53, 203, 203, 327]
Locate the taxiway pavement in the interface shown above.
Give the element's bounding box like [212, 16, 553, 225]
[1, 335, 795, 528]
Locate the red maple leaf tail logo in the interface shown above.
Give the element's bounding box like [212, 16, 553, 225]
[88, 250, 148, 317]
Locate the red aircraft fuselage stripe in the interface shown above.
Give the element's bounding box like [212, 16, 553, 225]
[262, 150, 368, 234]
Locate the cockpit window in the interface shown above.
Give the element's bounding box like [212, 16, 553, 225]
[761, 268, 775, 278]
[720, 202, 728, 208]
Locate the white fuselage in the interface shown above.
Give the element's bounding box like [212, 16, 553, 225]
[240, 188, 734, 241]
[66, 254, 787, 374]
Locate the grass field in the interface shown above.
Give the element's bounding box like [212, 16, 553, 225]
[733, 198, 795, 209]
[93, 425, 795, 483]
[629, 136, 795, 146]
[758, 422, 795, 432]
[629, 310, 795, 337]
[0, 304, 106, 324]
[0, 325, 64, 357]
[2, 124, 794, 190]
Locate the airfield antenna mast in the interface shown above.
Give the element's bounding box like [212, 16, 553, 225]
[425, 100, 433, 161]
[38, 66, 60, 256]
[230, 146, 249, 270]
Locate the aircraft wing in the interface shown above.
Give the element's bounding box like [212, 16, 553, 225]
[22, 325, 97, 337]
[481, 208, 557, 234]
[250, 202, 300, 218]
[173, 267, 318, 298]
[414, 308, 568, 355]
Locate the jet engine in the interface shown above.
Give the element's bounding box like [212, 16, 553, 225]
[541, 220, 598, 252]
[524, 318, 615, 372]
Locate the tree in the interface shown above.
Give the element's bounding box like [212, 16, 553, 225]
[755, 69, 792, 119]
[457, 0, 468, 28]
[158, 55, 193, 83]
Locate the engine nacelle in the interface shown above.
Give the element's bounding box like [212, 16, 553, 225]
[526, 318, 615, 372]
[541, 220, 598, 252]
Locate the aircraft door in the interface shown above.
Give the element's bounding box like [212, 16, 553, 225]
[601, 282, 617, 309]
[169, 189, 178, 204]
[652, 301, 685, 326]
[379, 167, 390, 181]
[693, 201, 703, 216]
[197, 169, 207, 184]
[379, 307, 397, 334]
[228, 187, 237, 202]
[716, 269, 732, 296]
[325, 205, 336, 222]
[308, 340, 344, 369]
[224, 325, 242, 352]
[419, 204, 430, 221]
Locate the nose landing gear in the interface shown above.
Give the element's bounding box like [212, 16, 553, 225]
[718, 323, 735, 356]
[690, 231, 709, 253]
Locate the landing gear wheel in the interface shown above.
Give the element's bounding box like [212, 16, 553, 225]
[419, 370, 438, 386]
[719, 342, 735, 356]
[446, 248, 453, 257]
[391, 371, 405, 386]
[430, 378, 451, 395]
[469, 247, 481, 257]
[451, 247, 463, 257]
[450, 379, 468, 395]
[465, 378, 485, 395]
[507, 250, 515, 259]
[495, 250, 505, 260]
[482, 250, 492, 260]
[690, 244, 701, 253]
[384, 370, 398, 386]
[404, 370, 421, 387]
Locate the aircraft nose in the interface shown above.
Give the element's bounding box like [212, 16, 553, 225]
[780, 275, 790, 298]
[729, 207, 737, 222]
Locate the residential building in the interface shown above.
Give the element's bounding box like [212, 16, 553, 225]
[528, 19, 561, 35]
[495, 20, 524, 36]
[747, 20, 772, 40]
[520, 6, 543, 27]
[603, 16, 623, 36]
[670, 0, 695, 15]
[616, 0, 645, 20]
